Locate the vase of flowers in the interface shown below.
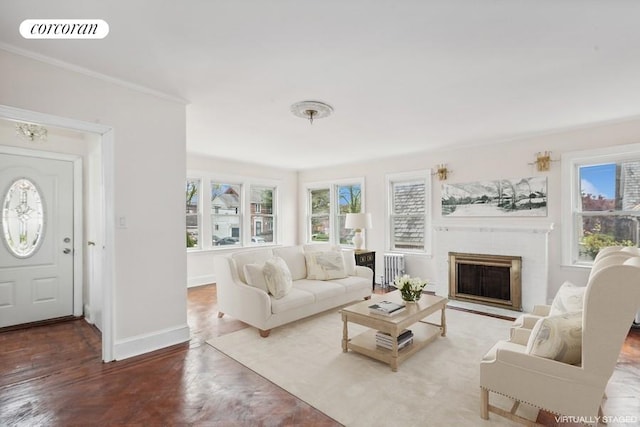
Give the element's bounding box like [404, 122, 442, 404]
[394, 274, 428, 303]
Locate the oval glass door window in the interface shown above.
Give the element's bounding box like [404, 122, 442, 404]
[2, 178, 45, 258]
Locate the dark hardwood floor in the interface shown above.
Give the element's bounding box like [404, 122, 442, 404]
[0, 284, 638, 426]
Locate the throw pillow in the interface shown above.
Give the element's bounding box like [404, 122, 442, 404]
[549, 281, 586, 316]
[526, 311, 583, 365]
[243, 263, 269, 293]
[263, 256, 293, 299]
[341, 249, 357, 276]
[305, 251, 347, 280]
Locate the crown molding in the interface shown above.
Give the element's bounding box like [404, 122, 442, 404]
[0, 42, 188, 105]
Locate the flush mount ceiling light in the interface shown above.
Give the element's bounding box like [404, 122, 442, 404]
[290, 100, 333, 124]
[15, 122, 48, 142]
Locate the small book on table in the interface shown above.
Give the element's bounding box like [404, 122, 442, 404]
[368, 300, 406, 316]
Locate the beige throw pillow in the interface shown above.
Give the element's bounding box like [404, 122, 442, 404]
[549, 281, 586, 316]
[243, 263, 269, 293]
[526, 311, 583, 365]
[341, 249, 357, 276]
[305, 251, 347, 280]
[263, 256, 293, 299]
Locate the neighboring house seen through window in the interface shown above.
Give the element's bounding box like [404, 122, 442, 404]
[185, 175, 279, 250]
[387, 171, 430, 253]
[211, 182, 242, 247]
[186, 178, 200, 249]
[250, 185, 275, 244]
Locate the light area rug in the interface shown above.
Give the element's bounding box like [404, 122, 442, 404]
[207, 307, 539, 426]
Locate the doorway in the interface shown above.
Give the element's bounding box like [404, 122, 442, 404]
[0, 105, 115, 362]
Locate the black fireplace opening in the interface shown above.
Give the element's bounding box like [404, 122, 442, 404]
[456, 263, 511, 301]
[448, 252, 522, 311]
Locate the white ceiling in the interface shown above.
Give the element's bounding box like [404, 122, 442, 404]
[2, 1, 640, 170]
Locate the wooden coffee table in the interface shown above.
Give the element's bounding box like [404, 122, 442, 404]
[340, 290, 448, 371]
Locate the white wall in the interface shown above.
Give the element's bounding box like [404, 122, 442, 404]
[298, 117, 640, 302]
[186, 153, 298, 286]
[0, 49, 188, 359]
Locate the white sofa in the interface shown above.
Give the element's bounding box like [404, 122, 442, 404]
[214, 245, 372, 337]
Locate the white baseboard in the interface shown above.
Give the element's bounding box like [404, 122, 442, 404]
[83, 304, 94, 324]
[187, 274, 216, 288]
[114, 324, 190, 360]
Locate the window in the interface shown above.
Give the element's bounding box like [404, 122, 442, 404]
[211, 182, 241, 247]
[387, 171, 431, 252]
[337, 184, 362, 244]
[186, 179, 200, 249]
[250, 185, 275, 244]
[309, 188, 330, 242]
[562, 144, 640, 265]
[306, 181, 363, 245]
[185, 175, 279, 250]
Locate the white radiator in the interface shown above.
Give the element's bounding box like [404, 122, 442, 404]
[383, 253, 405, 285]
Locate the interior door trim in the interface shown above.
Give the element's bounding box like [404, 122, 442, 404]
[0, 104, 115, 363]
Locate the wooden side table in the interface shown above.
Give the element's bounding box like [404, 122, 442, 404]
[354, 250, 375, 290]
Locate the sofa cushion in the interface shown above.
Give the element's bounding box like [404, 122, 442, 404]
[243, 263, 268, 293]
[549, 281, 585, 316]
[231, 249, 274, 283]
[294, 279, 346, 301]
[263, 257, 293, 299]
[526, 311, 583, 365]
[331, 275, 371, 293]
[273, 246, 307, 280]
[305, 244, 356, 276]
[305, 250, 347, 280]
[270, 288, 315, 314]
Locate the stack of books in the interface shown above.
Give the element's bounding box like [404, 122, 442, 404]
[376, 329, 414, 350]
[368, 300, 406, 316]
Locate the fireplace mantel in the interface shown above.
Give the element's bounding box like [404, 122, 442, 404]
[434, 222, 554, 313]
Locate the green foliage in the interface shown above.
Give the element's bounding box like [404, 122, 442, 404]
[311, 189, 330, 214]
[581, 233, 633, 259]
[311, 233, 329, 242]
[186, 231, 197, 248]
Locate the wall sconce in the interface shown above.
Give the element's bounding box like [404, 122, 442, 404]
[434, 164, 450, 181]
[533, 151, 553, 172]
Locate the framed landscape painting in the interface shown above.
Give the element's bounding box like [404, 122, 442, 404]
[442, 176, 547, 217]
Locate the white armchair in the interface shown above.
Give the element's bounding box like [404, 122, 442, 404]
[509, 248, 639, 339]
[480, 258, 640, 425]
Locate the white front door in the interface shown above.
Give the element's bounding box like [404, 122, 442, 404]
[0, 153, 74, 327]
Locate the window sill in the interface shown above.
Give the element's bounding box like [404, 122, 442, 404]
[187, 244, 280, 254]
[560, 262, 592, 270]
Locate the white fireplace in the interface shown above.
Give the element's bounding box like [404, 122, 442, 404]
[434, 223, 554, 313]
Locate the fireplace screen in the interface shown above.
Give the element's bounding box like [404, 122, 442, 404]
[448, 252, 522, 311]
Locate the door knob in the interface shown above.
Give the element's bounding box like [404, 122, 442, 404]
[63, 248, 71, 254]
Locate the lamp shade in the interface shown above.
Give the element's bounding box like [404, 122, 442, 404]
[345, 213, 372, 230]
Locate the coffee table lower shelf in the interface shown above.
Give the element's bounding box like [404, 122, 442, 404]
[346, 321, 442, 369]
